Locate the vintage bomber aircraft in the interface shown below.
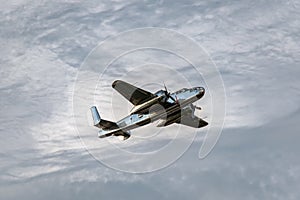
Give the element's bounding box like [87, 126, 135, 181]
[90, 80, 208, 140]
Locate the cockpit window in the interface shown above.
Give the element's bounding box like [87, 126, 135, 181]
[154, 90, 165, 96]
[176, 88, 188, 94]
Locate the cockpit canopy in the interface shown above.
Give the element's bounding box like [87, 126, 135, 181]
[174, 88, 188, 94]
[154, 90, 166, 97]
[174, 88, 201, 94]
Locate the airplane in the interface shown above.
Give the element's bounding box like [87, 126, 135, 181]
[90, 80, 208, 140]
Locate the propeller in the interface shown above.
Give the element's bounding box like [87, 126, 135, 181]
[163, 82, 177, 103]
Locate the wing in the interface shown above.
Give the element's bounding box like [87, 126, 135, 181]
[176, 115, 208, 128]
[112, 80, 156, 105]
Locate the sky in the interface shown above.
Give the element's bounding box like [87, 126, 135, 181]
[1, 0, 300, 199]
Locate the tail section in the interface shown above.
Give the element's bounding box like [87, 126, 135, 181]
[90, 106, 131, 140]
[90, 106, 118, 129]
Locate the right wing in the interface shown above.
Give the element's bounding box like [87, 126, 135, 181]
[112, 80, 156, 106]
[176, 115, 208, 128]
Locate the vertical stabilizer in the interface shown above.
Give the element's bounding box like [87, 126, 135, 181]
[90, 106, 119, 129]
[90, 106, 101, 127]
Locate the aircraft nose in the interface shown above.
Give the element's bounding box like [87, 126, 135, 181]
[196, 87, 205, 98]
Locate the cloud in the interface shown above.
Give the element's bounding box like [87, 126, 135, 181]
[0, 0, 300, 199]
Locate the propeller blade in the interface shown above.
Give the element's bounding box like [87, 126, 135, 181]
[163, 82, 168, 93]
[163, 82, 177, 103]
[169, 95, 176, 102]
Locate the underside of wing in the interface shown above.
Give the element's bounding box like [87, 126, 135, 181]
[176, 115, 208, 128]
[112, 80, 156, 106]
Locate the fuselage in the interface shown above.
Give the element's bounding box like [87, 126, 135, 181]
[108, 87, 205, 133]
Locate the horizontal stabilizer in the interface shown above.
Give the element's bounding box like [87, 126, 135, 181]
[98, 129, 131, 140]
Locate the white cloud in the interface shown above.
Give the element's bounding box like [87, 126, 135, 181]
[1, 0, 300, 199]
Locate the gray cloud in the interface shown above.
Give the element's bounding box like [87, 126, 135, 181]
[1, 0, 300, 199]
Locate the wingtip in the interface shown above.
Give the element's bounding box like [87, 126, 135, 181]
[200, 120, 209, 128]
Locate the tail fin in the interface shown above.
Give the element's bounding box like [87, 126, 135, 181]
[90, 106, 118, 130]
[90, 106, 131, 140]
[91, 106, 101, 127]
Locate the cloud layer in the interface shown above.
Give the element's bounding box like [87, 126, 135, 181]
[1, 0, 300, 199]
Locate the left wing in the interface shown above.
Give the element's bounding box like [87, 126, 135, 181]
[112, 80, 156, 106]
[176, 115, 208, 128]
